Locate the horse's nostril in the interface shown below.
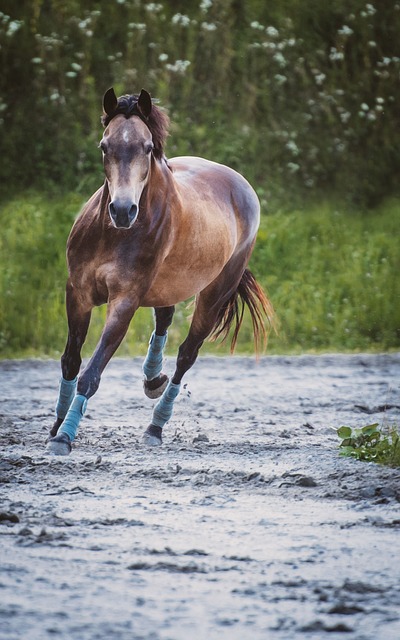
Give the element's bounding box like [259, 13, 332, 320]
[129, 204, 138, 221]
[109, 202, 116, 218]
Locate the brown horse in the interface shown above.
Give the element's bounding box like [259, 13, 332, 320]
[47, 88, 275, 455]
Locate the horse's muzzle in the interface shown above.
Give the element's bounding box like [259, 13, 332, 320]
[109, 201, 138, 229]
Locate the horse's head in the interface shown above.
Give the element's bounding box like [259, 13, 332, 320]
[100, 88, 154, 229]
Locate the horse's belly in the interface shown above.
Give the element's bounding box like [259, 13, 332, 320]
[141, 263, 223, 307]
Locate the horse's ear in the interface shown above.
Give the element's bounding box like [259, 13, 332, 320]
[137, 89, 152, 119]
[103, 87, 118, 116]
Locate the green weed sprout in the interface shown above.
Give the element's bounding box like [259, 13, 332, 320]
[335, 424, 400, 467]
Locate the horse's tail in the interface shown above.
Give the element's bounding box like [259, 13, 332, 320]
[210, 268, 277, 354]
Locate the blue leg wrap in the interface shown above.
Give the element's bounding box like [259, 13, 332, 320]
[151, 381, 181, 429]
[58, 394, 87, 442]
[56, 376, 77, 420]
[142, 331, 168, 380]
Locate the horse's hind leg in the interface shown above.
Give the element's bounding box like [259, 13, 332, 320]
[143, 277, 239, 446]
[143, 306, 175, 399]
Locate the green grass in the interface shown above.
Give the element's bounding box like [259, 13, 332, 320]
[252, 199, 400, 353]
[1, 192, 399, 358]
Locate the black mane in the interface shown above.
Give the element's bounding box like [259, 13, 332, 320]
[102, 94, 170, 161]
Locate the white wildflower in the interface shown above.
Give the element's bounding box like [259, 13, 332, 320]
[365, 3, 376, 15]
[145, 3, 163, 12]
[172, 13, 190, 27]
[166, 59, 191, 73]
[338, 25, 353, 36]
[329, 47, 344, 61]
[315, 73, 326, 85]
[286, 140, 299, 156]
[263, 41, 276, 50]
[273, 51, 286, 67]
[361, 103, 369, 111]
[7, 19, 23, 36]
[200, 0, 213, 11]
[266, 26, 279, 38]
[250, 21, 264, 30]
[287, 162, 300, 173]
[159, 53, 168, 62]
[201, 21, 217, 31]
[274, 74, 287, 85]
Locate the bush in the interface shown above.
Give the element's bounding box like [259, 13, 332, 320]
[0, 1, 399, 206]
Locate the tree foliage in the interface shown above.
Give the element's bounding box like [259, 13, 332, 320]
[0, 0, 399, 204]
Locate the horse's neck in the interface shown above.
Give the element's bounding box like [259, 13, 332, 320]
[148, 156, 176, 204]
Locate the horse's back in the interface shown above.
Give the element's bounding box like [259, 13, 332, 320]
[169, 156, 260, 237]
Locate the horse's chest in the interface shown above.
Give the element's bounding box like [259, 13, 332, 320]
[73, 249, 153, 306]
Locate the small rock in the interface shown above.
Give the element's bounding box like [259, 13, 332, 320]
[328, 603, 364, 615]
[0, 512, 20, 524]
[296, 476, 318, 487]
[192, 433, 209, 444]
[246, 472, 261, 481]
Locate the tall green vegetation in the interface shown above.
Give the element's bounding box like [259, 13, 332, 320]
[0, 0, 399, 204]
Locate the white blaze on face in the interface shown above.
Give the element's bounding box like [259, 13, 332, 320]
[107, 121, 151, 210]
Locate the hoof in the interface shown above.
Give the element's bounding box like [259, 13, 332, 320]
[142, 424, 162, 446]
[46, 433, 72, 456]
[143, 374, 169, 399]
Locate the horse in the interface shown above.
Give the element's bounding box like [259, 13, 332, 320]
[47, 88, 275, 455]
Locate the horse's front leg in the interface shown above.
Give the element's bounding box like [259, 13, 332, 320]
[49, 281, 92, 441]
[143, 305, 175, 399]
[47, 296, 137, 456]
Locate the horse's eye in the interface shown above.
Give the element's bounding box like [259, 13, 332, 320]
[145, 143, 154, 155]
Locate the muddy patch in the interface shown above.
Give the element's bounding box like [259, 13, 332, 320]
[0, 354, 399, 639]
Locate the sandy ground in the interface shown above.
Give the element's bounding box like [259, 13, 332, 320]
[0, 354, 399, 640]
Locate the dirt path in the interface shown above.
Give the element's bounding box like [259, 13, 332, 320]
[0, 354, 399, 640]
